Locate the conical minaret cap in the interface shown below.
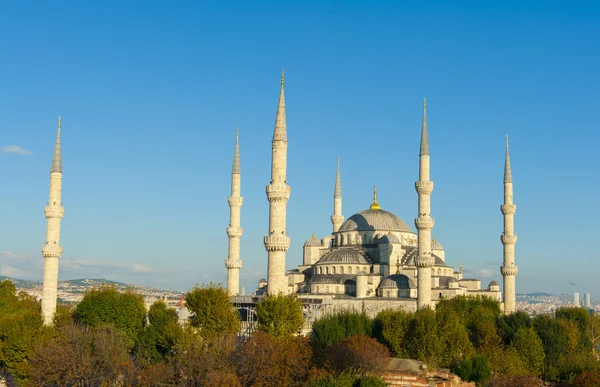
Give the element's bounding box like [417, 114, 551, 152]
[504, 135, 512, 183]
[420, 99, 429, 156]
[334, 157, 342, 197]
[272, 69, 287, 142]
[232, 127, 241, 174]
[51, 116, 62, 173]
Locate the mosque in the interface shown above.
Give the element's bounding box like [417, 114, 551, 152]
[37, 72, 518, 326]
[224, 72, 518, 316]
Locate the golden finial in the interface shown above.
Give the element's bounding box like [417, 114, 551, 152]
[281, 69, 285, 86]
[311, 232, 315, 239]
[370, 184, 381, 211]
[423, 98, 427, 111]
[396, 256, 401, 274]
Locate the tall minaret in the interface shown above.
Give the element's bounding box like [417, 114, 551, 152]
[41, 117, 65, 325]
[264, 71, 291, 295]
[226, 128, 243, 296]
[501, 136, 518, 314]
[331, 157, 344, 233]
[415, 99, 434, 309]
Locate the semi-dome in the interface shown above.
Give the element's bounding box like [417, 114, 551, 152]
[316, 248, 370, 265]
[431, 238, 444, 250]
[379, 274, 415, 289]
[304, 234, 322, 247]
[377, 233, 401, 244]
[308, 274, 356, 285]
[338, 209, 412, 233]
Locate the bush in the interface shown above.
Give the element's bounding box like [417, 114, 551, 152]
[453, 354, 492, 384]
[312, 310, 374, 363]
[256, 294, 305, 338]
[185, 282, 240, 338]
[326, 334, 390, 376]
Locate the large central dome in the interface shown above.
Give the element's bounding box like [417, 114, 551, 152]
[338, 209, 412, 232]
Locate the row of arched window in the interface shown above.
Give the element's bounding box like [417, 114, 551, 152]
[316, 265, 369, 275]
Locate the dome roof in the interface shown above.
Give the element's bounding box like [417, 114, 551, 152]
[304, 234, 322, 247]
[338, 209, 412, 233]
[431, 238, 444, 250]
[308, 274, 356, 285]
[316, 248, 370, 265]
[379, 274, 415, 289]
[258, 278, 267, 284]
[377, 233, 401, 244]
[489, 280, 499, 286]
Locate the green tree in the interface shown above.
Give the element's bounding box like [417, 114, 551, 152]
[532, 314, 579, 381]
[312, 310, 374, 363]
[510, 327, 545, 375]
[74, 286, 146, 349]
[453, 354, 492, 385]
[185, 282, 240, 338]
[256, 294, 305, 338]
[497, 311, 531, 345]
[405, 308, 442, 367]
[373, 308, 412, 358]
[136, 300, 182, 364]
[436, 306, 474, 368]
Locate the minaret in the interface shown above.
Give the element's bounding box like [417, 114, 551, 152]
[331, 157, 344, 232]
[501, 136, 518, 314]
[415, 99, 434, 309]
[264, 71, 291, 295]
[226, 128, 243, 295]
[41, 117, 65, 325]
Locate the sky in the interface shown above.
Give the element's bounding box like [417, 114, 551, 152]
[1, 1, 599, 296]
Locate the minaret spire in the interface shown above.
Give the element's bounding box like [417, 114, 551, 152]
[370, 184, 381, 211]
[501, 135, 518, 314]
[264, 72, 292, 295]
[41, 117, 66, 325]
[331, 157, 344, 232]
[415, 99, 435, 309]
[226, 128, 244, 295]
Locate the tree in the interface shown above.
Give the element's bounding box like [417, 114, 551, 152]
[405, 308, 442, 367]
[436, 306, 474, 368]
[312, 310, 374, 363]
[497, 311, 531, 345]
[453, 354, 492, 385]
[236, 331, 312, 387]
[307, 369, 357, 387]
[136, 300, 182, 364]
[510, 327, 545, 375]
[28, 323, 137, 386]
[532, 314, 578, 380]
[185, 282, 240, 338]
[373, 308, 412, 358]
[256, 294, 305, 338]
[488, 374, 542, 387]
[326, 334, 390, 377]
[74, 286, 146, 348]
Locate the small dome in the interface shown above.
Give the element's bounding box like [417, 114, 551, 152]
[449, 277, 458, 283]
[258, 278, 267, 284]
[379, 274, 415, 289]
[339, 209, 412, 233]
[377, 233, 400, 244]
[304, 234, 322, 247]
[431, 238, 444, 250]
[316, 248, 370, 265]
[489, 280, 499, 286]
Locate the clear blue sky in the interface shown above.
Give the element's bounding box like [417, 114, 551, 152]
[1, 1, 598, 296]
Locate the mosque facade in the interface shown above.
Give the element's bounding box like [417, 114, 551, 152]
[225, 72, 517, 315]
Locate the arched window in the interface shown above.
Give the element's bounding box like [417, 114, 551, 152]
[332, 266, 336, 274]
[316, 286, 320, 293]
[340, 266, 344, 274]
[356, 266, 360, 273]
[340, 234, 345, 245]
[348, 266, 352, 274]
[437, 268, 441, 275]
[326, 267, 329, 275]
[319, 267, 323, 274]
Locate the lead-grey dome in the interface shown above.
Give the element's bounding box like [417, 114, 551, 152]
[304, 235, 322, 247]
[338, 209, 411, 233]
[377, 233, 401, 244]
[379, 274, 415, 289]
[308, 274, 356, 285]
[431, 238, 444, 250]
[316, 248, 369, 265]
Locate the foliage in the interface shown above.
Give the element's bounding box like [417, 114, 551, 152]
[28, 323, 137, 386]
[372, 308, 412, 358]
[185, 282, 240, 338]
[453, 354, 492, 385]
[326, 334, 390, 376]
[488, 374, 543, 387]
[405, 307, 442, 367]
[436, 306, 474, 367]
[136, 300, 182, 365]
[74, 286, 146, 348]
[236, 331, 312, 387]
[355, 375, 388, 387]
[497, 311, 531, 345]
[256, 294, 305, 338]
[307, 369, 357, 387]
[312, 310, 374, 363]
[532, 314, 579, 380]
[569, 370, 600, 387]
[511, 327, 545, 375]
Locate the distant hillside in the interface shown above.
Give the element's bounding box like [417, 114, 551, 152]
[0, 275, 39, 289]
[518, 292, 555, 297]
[64, 278, 128, 287]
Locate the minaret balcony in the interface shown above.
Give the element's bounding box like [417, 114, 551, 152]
[225, 259, 243, 269]
[501, 204, 517, 215]
[416, 254, 434, 268]
[227, 227, 243, 238]
[41, 244, 63, 258]
[501, 265, 518, 276]
[501, 234, 518, 245]
[414, 217, 435, 230]
[228, 197, 244, 207]
[415, 181, 434, 195]
[264, 234, 291, 252]
[266, 183, 291, 202]
[44, 205, 65, 219]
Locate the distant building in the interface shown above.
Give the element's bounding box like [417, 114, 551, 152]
[585, 293, 591, 308]
[574, 292, 580, 307]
